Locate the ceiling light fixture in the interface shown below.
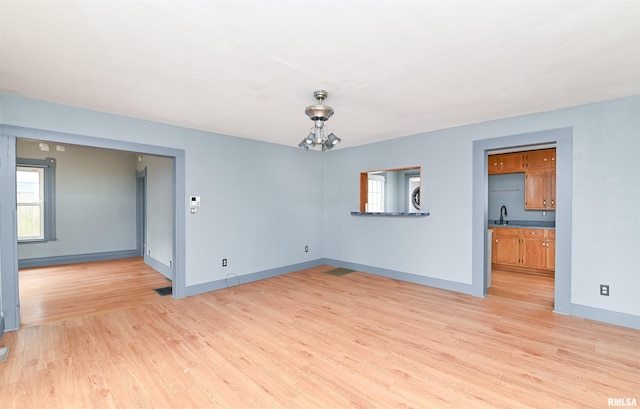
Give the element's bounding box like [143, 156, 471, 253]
[298, 90, 341, 151]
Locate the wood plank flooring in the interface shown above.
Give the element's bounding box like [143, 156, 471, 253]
[1, 263, 638, 408]
[18, 257, 171, 327]
[487, 268, 555, 308]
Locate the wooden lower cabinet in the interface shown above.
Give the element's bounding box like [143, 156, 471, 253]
[546, 230, 556, 270]
[491, 227, 555, 274]
[522, 229, 547, 269]
[492, 227, 521, 265]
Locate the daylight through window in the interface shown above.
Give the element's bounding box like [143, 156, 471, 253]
[17, 167, 44, 240]
[367, 174, 385, 212]
[16, 158, 56, 242]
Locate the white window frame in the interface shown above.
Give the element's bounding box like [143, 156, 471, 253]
[16, 157, 56, 243]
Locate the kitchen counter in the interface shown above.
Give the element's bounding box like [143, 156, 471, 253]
[351, 211, 430, 217]
[488, 220, 555, 229]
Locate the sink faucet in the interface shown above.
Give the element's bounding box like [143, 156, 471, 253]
[499, 205, 508, 224]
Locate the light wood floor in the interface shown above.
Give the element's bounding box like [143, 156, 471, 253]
[487, 268, 555, 308]
[1, 262, 638, 408]
[18, 257, 171, 327]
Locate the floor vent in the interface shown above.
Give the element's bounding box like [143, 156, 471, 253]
[325, 268, 355, 277]
[153, 286, 172, 296]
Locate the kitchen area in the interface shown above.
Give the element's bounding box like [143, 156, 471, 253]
[487, 147, 556, 306]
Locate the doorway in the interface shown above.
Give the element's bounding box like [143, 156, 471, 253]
[0, 125, 186, 331]
[486, 146, 556, 308]
[471, 128, 572, 315]
[137, 168, 147, 257]
[15, 140, 174, 326]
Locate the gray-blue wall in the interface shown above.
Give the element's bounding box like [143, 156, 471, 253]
[1, 92, 639, 331]
[324, 95, 639, 327]
[0, 93, 325, 329]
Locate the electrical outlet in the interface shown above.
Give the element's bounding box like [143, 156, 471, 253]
[222, 259, 227, 267]
[600, 284, 609, 296]
[169, 260, 172, 268]
[305, 245, 309, 253]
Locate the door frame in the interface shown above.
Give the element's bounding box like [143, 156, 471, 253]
[471, 127, 572, 314]
[136, 168, 147, 257]
[0, 125, 186, 331]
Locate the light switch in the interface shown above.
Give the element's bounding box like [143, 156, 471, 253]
[190, 196, 201, 207]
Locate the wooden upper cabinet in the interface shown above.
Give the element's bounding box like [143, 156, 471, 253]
[501, 152, 526, 173]
[526, 148, 556, 170]
[488, 155, 501, 174]
[525, 170, 556, 210]
[488, 152, 525, 175]
[548, 170, 556, 208]
[489, 148, 556, 174]
[525, 171, 546, 209]
[523, 148, 556, 210]
[488, 147, 557, 211]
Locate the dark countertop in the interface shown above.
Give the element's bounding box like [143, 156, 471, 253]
[351, 211, 430, 217]
[488, 220, 555, 229]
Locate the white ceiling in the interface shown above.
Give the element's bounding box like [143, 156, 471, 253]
[1, 1, 639, 149]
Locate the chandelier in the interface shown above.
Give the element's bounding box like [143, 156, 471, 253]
[298, 90, 341, 151]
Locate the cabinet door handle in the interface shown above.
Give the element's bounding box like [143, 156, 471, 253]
[551, 200, 555, 205]
[495, 239, 498, 243]
[529, 231, 537, 235]
[543, 200, 546, 205]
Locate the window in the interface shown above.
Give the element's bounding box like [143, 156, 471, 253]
[367, 174, 385, 212]
[16, 158, 56, 242]
[17, 167, 44, 239]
